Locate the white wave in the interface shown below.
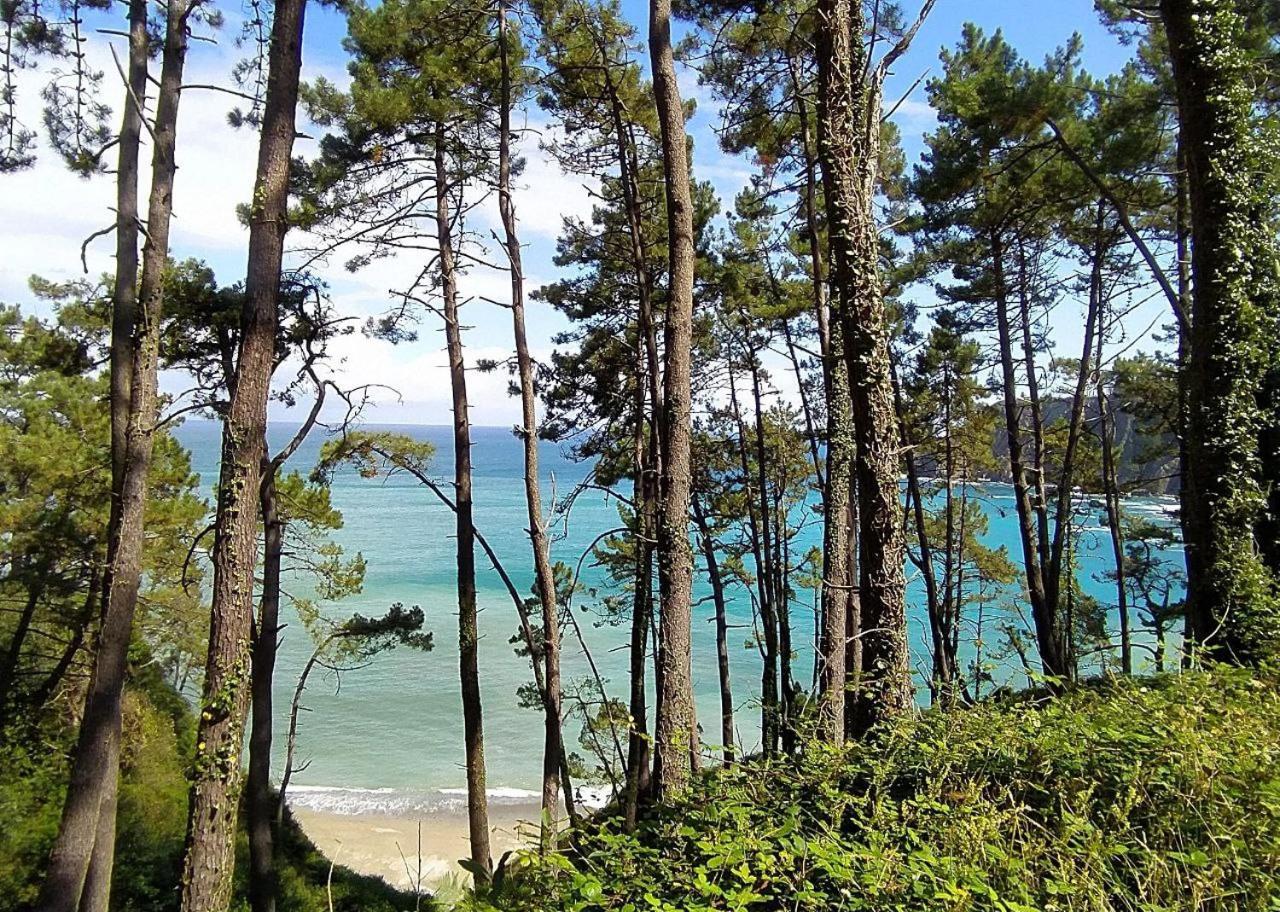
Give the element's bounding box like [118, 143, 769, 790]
[437, 786, 540, 802]
[288, 784, 556, 817]
[286, 781, 623, 817]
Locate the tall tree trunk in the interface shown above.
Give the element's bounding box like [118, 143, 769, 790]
[692, 497, 734, 765]
[36, 2, 187, 905]
[816, 0, 910, 735]
[434, 119, 492, 880]
[807, 11, 851, 745]
[247, 460, 282, 912]
[649, 0, 698, 798]
[816, 287, 853, 742]
[180, 0, 305, 905]
[496, 0, 565, 846]
[49, 0, 147, 896]
[1161, 0, 1280, 663]
[609, 75, 659, 830]
[107, 0, 147, 540]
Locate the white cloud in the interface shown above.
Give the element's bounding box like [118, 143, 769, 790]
[0, 11, 589, 428]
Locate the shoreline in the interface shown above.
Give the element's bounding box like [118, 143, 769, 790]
[292, 802, 543, 895]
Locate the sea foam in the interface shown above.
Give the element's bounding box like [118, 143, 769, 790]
[288, 783, 614, 816]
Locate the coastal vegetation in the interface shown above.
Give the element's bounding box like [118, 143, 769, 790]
[1, 0, 1279, 909]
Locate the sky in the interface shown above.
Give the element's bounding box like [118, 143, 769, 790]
[0, 0, 1143, 427]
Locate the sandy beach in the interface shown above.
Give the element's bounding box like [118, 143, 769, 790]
[293, 803, 542, 896]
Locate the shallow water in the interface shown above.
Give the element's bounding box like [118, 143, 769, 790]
[174, 419, 1183, 813]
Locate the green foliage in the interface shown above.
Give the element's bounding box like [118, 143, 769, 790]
[490, 669, 1280, 911]
[0, 660, 191, 912]
[0, 657, 420, 912]
[0, 287, 209, 711]
[315, 430, 436, 483]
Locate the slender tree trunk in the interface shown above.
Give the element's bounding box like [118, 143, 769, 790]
[1043, 214, 1106, 681]
[692, 498, 734, 765]
[1162, 0, 1280, 663]
[897, 388, 948, 702]
[1174, 140, 1195, 665]
[1016, 243, 1053, 586]
[748, 358, 789, 748]
[433, 120, 492, 880]
[772, 471, 795, 753]
[942, 373, 960, 692]
[622, 450, 654, 829]
[107, 0, 147, 531]
[180, 0, 305, 905]
[247, 461, 282, 912]
[649, 0, 697, 798]
[60, 0, 147, 892]
[36, 3, 188, 905]
[989, 231, 1068, 679]
[1096, 321, 1131, 675]
[608, 71, 659, 830]
[278, 639, 329, 821]
[495, 0, 565, 844]
[728, 365, 778, 754]
[817, 314, 852, 743]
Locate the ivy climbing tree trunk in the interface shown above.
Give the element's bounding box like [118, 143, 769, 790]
[816, 0, 921, 735]
[1161, 0, 1280, 664]
[179, 0, 306, 906]
[649, 0, 698, 798]
[36, 1, 189, 906]
[817, 319, 853, 742]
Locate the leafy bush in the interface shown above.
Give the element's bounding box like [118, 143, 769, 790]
[489, 668, 1280, 912]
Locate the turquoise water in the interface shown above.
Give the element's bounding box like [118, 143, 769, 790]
[173, 419, 1182, 814]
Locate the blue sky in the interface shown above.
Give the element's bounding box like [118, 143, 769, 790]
[0, 0, 1145, 426]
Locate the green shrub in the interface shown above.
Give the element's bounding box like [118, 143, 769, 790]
[490, 668, 1280, 912]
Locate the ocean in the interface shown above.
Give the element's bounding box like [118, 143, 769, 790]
[173, 419, 1183, 816]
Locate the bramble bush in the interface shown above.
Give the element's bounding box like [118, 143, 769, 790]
[484, 668, 1280, 912]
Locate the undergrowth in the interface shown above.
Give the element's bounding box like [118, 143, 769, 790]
[483, 668, 1280, 912]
